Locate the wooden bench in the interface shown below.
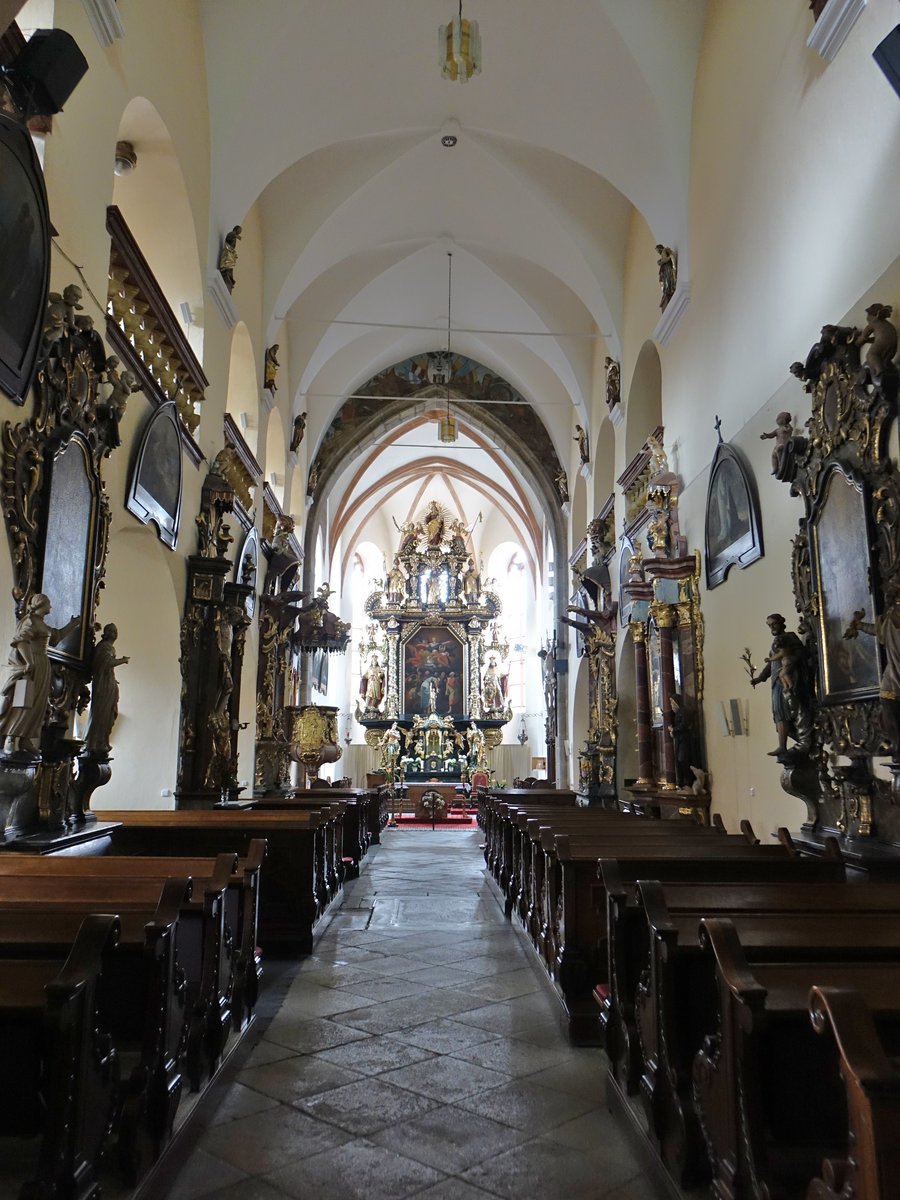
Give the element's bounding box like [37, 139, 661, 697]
[0, 841, 264, 1032]
[0, 914, 120, 1200]
[0, 878, 190, 1181]
[255, 790, 374, 876]
[694, 915, 900, 1200]
[598, 852, 848, 1100]
[100, 808, 343, 956]
[805, 984, 900, 1200]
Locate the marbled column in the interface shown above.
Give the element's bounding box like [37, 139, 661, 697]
[631, 623, 653, 785]
[653, 602, 677, 789]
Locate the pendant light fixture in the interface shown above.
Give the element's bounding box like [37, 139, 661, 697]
[439, 2, 482, 84]
[438, 251, 458, 443]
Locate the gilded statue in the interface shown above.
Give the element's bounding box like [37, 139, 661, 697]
[574, 424, 590, 467]
[218, 225, 242, 291]
[264, 345, 279, 395]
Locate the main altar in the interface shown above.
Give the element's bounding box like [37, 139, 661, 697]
[355, 501, 512, 779]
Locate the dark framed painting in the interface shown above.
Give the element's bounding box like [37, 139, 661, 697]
[618, 536, 634, 617]
[126, 400, 183, 548]
[402, 624, 465, 716]
[235, 526, 259, 615]
[810, 464, 881, 702]
[704, 440, 764, 588]
[40, 433, 100, 666]
[0, 110, 51, 403]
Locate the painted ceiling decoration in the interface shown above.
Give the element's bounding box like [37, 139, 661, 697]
[308, 351, 563, 499]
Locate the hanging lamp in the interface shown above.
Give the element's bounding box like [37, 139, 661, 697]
[439, 2, 481, 84]
[438, 251, 458, 443]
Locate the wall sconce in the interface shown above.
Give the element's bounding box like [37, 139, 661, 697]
[718, 699, 749, 737]
[517, 716, 528, 745]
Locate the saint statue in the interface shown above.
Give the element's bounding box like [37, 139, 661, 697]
[218, 225, 242, 291]
[84, 624, 129, 753]
[574, 425, 590, 467]
[604, 357, 620, 409]
[0, 594, 80, 754]
[264, 345, 279, 394]
[290, 412, 307, 452]
[656, 244, 677, 310]
[844, 585, 900, 761]
[360, 654, 385, 712]
[750, 613, 813, 754]
[481, 654, 506, 714]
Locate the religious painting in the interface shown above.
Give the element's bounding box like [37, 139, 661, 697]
[310, 648, 329, 695]
[810, 465, 880, 702]
[40, 434, 99, 666]
[704, 440, 764, 588]
[0, 110, 51, 403]
[234, 526, 259, 616]
[126, 400, 183, 549]
[402, 624, 465, 716]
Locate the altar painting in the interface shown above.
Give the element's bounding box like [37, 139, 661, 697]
[403, 626, 465, 716]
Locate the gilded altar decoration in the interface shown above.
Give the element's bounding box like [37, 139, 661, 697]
[355, 499, 511, 780]
[617, 433, 708, 818]
[774, 304, 900, 842]
[288, 704, 341, 783]
[0, 288, 133, 834]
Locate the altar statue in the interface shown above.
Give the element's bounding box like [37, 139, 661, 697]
[360, 654, 385, 712]
[481, 654, 506, 714]
[0, 594, 79, 754]
[84, 623, 129, 753]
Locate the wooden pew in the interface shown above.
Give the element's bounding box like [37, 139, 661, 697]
[0, 842, 264, 1032]
[256, 790, 371, 877]
[805, 985, 900, 1200]
[599, 852, 848, 1100]
[0, 914, 120, 1200]
[100, 808, 342, 956]
[694, 916, 900, 1200]
[0, 868, 231, 1096]
[0, 878, 190, 1181]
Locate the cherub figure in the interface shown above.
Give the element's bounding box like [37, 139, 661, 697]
[760, 411, 794, 473]
[856, 303, 897, 385]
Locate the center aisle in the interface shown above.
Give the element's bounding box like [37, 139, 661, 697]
[170, 827, 655, 1200]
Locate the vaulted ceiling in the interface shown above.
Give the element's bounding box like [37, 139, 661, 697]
[197, 1, 709, 562]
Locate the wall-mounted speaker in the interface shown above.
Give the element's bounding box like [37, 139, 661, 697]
[874, 24, 900, 99]
[6, 29, 88, 116]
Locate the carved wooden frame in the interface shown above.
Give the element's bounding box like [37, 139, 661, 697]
[704, 440, 764, 589]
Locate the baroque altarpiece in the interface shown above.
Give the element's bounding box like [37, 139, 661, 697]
[765, 306, 900, 857]
[355, 501, 512, 778]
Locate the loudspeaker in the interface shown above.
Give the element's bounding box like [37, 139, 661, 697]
[873, 24, 900, 99]
[8, 28, 88, 116]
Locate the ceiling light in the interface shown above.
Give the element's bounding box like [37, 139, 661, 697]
[438, 251, 458, 444]
[439, 2, 481, 84]
[441, 133, 458, 148]
[114, 139, 137, 175]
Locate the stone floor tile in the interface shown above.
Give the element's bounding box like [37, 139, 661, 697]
[331, 988, 483, 1034]
[448, 1036, 572, 1078]
[399, 963, 491, 990]
[237, 1055, 362, 1104]
[453, 1077, 598, 1135]
[264, 1138, 445, 1200]
[200, 1105, 351, 1175]
[239, 1038, 301, 1070]
[166, 1148, 247, 1200]
[602, 1173, 661, 1200]
[263, 1016, 371, 1055]
[369, 1103, 524, 1174]
[525, 1049, 606, 1103]
[412, 1181, 504, 1200]
[379, 1055, 510, 1103]
[200, 1180, 293, 1200]
[456, 968, 543, 1001]
[313, 1035, 437, 1076]
[296, 1077, 440, 1137]
[274, 984, 380, 1018]
[460, 1133, 635, 1200]
[383, 1017, 501, 1056]
[206, 1081, 281, 1126]
[329, 974, 428, 1002]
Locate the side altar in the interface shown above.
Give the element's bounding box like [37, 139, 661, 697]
[355, 501, 512, 777]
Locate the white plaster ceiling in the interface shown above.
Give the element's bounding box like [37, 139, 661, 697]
[197, 0, 708, 552]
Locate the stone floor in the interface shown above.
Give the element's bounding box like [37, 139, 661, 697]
[168, 827, 657, 1200]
